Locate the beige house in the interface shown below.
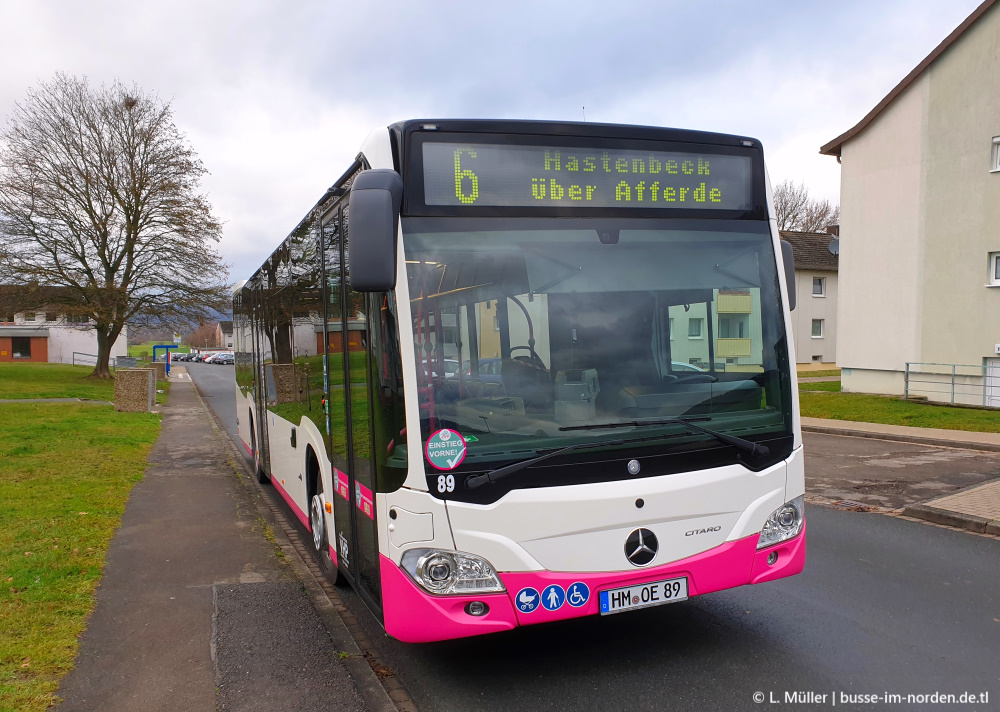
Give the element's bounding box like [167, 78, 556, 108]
[821, 0, 1000, 406]
[781, 229, 839, 367]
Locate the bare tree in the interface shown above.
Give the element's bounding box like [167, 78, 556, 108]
[772, 180, 840, 232]
[0, 74, 229, 377]
[184, 321, 219, 348]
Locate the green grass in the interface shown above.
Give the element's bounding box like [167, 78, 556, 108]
[127, 341, 188, 359]
[797, 368, 841, 378]
[0, 364, 114, 401]
[799, 380, 841, 392]
[0, 363, 169, 405]
[799, 390, 1000, 433]
[0, 403, 160, 710]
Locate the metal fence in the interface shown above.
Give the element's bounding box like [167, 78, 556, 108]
[904, 362, 999, 407]
[71, 352, 135, 370]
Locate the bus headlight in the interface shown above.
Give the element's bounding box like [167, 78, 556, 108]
[757, 496, 804, 549]
[401, 548, 506, 595]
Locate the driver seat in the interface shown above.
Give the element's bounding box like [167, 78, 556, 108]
[499, 358, 551, 410]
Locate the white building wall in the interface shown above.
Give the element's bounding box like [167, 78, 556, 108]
[836, 5, 1000, 398]
[838, 73, 929, 395]
[47, 323, 128, 365]
[791, 270, 838, 364]
[918, 7, 1000, 368]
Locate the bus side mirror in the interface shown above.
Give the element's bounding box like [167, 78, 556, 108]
[780, 240, 796, 311]
[348, 169, 403, 292]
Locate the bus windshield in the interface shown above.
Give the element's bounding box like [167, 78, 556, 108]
[402, 217, 792, 494]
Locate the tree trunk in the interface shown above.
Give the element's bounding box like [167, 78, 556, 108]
[90, 326, 114, 379]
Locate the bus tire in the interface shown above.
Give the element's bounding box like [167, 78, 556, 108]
[249, 412, 269, 484]
[310, 480, 344, 585]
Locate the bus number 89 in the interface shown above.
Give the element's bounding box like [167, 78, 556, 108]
[437, 475, 456, 493]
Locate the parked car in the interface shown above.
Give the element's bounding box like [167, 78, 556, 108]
[213, 353, 234, 365]
[419, 358, 460, 378]
[463, 358, 503, 384]
[669, 361, 706, 373]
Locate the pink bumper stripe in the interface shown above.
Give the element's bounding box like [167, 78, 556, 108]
[381, 555, 518, 643]
[751, 519, 807, 584]
[241, 440, 253, 456]
[381, 524, 806, 643]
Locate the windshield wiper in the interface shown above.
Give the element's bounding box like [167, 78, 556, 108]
[465, 439, 624, 490]
[560, 417, 770, 457]
[465, 418, 769, 490]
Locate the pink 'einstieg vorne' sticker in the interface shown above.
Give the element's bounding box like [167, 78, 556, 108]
[425, 428, 467, 470]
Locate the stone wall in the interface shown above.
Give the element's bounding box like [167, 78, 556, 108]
[269, 363, 299, 404]
[115, 369, 153, 412]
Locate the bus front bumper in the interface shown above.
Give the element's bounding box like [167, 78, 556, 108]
[381, 521, 806, 644]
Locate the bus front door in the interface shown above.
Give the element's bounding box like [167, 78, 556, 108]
[325, 202, 382, 619]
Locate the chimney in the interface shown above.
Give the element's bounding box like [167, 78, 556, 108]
[826, 224, 840, 237]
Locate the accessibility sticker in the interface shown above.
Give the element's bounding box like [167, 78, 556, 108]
[566, 582, 590, 608]
[541, 584, 565, 611]
[516, 587, 540, 613]
[425, 429, 467, 471]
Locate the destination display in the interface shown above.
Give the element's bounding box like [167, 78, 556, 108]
[422, 141, 753, 210]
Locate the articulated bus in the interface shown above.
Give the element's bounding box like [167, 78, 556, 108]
[234, 119, 805, 643]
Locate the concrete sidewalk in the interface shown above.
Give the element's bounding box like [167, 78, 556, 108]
[802, 417, 1000, 535]
[55, 372, 367, 711]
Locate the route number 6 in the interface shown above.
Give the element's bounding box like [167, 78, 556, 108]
[437, 475, 455, 493]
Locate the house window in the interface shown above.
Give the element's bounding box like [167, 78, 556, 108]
[719, 316, 747, 338]
[23, 313, 35, 323]
[812, 277, 825, 296]
[688, 318, 703, 338]
[992, 137, 1000, 173]
[12, 337, 31, 359]
[811, 319, 824, 338]
[669, 317, 674, 340]
[990, 252, 1000, 286]
[66, 314, 90, 324]
[45, 312, 57, 322]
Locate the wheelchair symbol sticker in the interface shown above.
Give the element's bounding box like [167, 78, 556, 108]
[567, 582, 590, 607]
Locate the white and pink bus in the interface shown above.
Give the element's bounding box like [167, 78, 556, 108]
[233, 120, 805, 643]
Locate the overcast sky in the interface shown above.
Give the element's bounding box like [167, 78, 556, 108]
[0, 0, 984, 280]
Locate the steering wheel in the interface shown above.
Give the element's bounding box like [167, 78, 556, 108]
[509, 345, 546, 369]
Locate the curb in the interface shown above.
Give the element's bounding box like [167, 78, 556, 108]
[187, 378, 416, 712]
[801, 424, 1000, 454]
[900, 503, 1000, 536]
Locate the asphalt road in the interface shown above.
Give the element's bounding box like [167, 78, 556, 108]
[189, 363, 1000, 711]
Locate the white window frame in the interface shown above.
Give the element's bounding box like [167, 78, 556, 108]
[992, 136, 1000, 173]
[989, 252, 1000, 287]
[811, 319, 824, 338]
[688, 317, 703, 339]
[812, 277, 825, 297]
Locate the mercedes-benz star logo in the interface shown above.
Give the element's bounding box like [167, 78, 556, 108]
[625, 528, 658, 566]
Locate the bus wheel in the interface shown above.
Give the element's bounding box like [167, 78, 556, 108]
[249, 413, 269, 484]
[310, 481, 344, 585]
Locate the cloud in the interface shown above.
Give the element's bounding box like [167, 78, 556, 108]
[0, 0, 985, 281]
